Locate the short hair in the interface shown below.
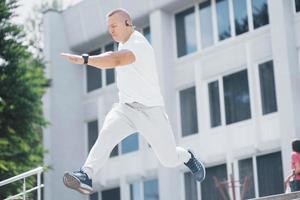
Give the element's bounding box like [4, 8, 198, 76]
[292, 140, 300, 153]
[106, 8, 132, 21]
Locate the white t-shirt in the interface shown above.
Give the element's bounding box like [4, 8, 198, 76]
[116, 31, 165, 106]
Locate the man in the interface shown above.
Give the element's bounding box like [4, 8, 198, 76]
[61, 8, 205, 195]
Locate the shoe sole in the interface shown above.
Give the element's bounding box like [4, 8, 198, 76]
[63, 172, 93, 195]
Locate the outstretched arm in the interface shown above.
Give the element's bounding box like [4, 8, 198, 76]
[60, 49, 135, 69]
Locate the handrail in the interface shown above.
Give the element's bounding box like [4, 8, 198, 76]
[0, 166, 44, 200]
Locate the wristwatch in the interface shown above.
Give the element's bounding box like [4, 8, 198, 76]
[82, 53, 89, 65]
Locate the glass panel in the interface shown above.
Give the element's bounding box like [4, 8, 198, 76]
[130, 182, 141, 200]
[184, 172, 197, 200]
[216, 0, 231, 40]
[201, 164, 229, 200]
[175, 7, 197, 57]
[144, 179, 159, 200]
[121, 133, 139, 154]
[257, 152, 284, 197]
[143, 26, 151, 43]
[102, 187, 120, 200]
[110, 145, 119, 157]
[233, 0, 249, 35]
[105, 43, 115, 85]
[87, 120, 98, 152]
[87, 48, 102, 92]
[223, 70, 251, 124]
[296, 0, 300, 12]
[179, 86, 199, 136]
[208, 81, 221, 127]
[239, 158, 255, 199]
[252, 0, 269, 29]
[259, 60, 277, 115]
[89, 192, 98, 200]
[199, 0, 214, 48]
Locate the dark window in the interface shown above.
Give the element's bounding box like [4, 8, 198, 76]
[199, 1, 214, 48]
[296, 0, 300, 12]
[87, 120, 98, 152]
[259, 60, 277, 115]
[89, 192, 98, 200]
[175, 7, 197, 57]
[102, 187, 120, 200]
[223, 70, 251, 124]
[252, 0, 269, 29]
[233, 0, 249, 35]
[110, 145, 119, 157]
[216, 0, 231, 40]
[239, 158, 255, 199]
[179, 86, 198, 136]
[184, 172, 197, 200]
[87, 48, 102, 92]
[143, 26, 151, 43]
[104, 43, 115, 85]
[201, 164, 229, 200]
[121, 133, 139, 154]
[144, 179, 159, 200]
[208, 81, 221, 127]
[256, 152, 284, 197]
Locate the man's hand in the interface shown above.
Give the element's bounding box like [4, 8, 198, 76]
[61, 53, 84, 65]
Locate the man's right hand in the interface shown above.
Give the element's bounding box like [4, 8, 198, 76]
[61, 53, 84, 65]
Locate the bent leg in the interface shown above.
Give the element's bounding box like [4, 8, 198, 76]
[82, 103, 137, 179]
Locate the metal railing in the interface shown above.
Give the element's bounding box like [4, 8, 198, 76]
[0, 166, 44, 200]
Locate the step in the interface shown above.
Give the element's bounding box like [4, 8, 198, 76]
[250, 192, 300, 200]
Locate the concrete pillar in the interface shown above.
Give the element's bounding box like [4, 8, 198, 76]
[43, 10, 85, 200]
[268, 0, 300, 178]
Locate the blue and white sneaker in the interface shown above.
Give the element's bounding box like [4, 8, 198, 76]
[63, 169, 93, 194]
[184, 150, 206, 182]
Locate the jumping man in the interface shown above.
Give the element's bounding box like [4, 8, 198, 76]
[61, 8, 205, 194]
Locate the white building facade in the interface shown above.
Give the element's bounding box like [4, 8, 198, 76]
[42, 0, 300, 200]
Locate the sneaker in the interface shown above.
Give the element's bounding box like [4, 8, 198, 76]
[63, 169, 93, 194]
[184, 150, 206, 182]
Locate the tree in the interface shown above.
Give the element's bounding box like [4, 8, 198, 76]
[0, 0, 50, 198]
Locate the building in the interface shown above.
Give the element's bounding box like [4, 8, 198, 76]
[42, 0, 300, 199]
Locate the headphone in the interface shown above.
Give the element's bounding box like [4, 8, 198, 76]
[125, 20, 134, 28]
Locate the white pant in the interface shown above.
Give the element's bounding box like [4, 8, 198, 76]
[82, 102, 190, 179]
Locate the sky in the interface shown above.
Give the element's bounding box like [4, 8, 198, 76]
[13, 0, 81, 24]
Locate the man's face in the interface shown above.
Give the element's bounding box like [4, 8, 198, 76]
[107, 14, 127, 43]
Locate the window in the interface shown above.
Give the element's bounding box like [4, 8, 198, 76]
[223, 70, 251, 124]
[199, 1, 214, 48]
[233, 0, 249, 35]
[238, 158, 255, 199]
[201, 164, 229, 200]
[143, 26, 151, 43]
[258, 60, 277, 115]
[121, 133, 139, 154]
[130, 182, 141, 200]
[86, 48, 102, 92]
[256, 152, 284, 197]
[102, 187, 120, 200]
[104, 43, 116, 85]
[110, 145, 119, 157]
[144, 179, 159, 200]
[184, 172, 197, 200]
[252, 0, 269, 29]
[216, 0, 231, 40]
[130, 179, 159, 200]
[208, 81, 221, 127]
[90, 192, 98, 200]
[296, 0, 300, 12]
[175, 7, 197, 57]
[87, 120, 98, 152]
[179, 86, 198, 136]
